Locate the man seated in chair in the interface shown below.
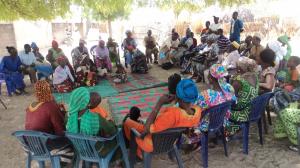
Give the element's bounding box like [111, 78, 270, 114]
[19, 44, 37, 83]
[123, 79, 202, 158]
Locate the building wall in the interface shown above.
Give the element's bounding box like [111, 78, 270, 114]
[52, 23, 84, 44]
[0, 23, 16, 57]
[13, 20, 53, 52]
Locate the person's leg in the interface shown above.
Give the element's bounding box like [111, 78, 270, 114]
[26, 67, 37, 83]
[279, 106, 300, 145]
[153, 48, 158, 64]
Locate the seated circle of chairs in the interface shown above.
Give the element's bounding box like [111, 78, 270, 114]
[12, 93, 274, 168]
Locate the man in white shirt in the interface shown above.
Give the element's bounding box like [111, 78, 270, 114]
[19, 44, 37, 83]
[209, 16, 222, 33]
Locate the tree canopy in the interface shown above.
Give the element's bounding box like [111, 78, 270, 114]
[0, 0, 70, 21]
[155, 0, 201, 17]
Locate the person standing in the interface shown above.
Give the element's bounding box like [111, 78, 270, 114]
[144, 30, 158, 64]
[229, 11, 244, 43]
[210, 16, 222, 34]
[19, 44, 37, 83]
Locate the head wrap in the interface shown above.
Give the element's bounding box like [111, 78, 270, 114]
[231, 41, 240, 49]
[99, 40, 105, 45]
[209, 64, 236, 101]
[31, 42, 38, 49]
[66, 87, 100, 135]
[52, 40, 58, 47]
[237, 57, 257, 72]
[277, 35, 289, 45]
[35, 80, 53, 102]
[176, 79, 198, 103]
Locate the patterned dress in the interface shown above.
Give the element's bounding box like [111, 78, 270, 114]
[227, 74, 259, 135]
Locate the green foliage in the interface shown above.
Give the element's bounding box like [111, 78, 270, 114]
[204, 0, 254, 7]
[0, 0, 71, 21]
[155, 0, 201, 17]
[76, 0, 133, 21]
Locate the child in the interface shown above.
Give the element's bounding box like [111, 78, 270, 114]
[89, 92, 111, 121]
[122, 106, 144, 146]
[113, 64, 127, 83]
[281, 56, 300, 91]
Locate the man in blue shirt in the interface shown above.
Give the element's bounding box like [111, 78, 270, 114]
[19, 44, 37, 83]
[229, 11, 244, 43]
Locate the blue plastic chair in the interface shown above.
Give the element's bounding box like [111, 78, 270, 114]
[12, 130, 62, 168]
[66, 129, 130, 168]
[232, 92, 273, 155]
[200, 101, 233, 168]
[129, 127, 187, 168]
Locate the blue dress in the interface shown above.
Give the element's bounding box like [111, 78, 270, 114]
[0, 56, 25, 95]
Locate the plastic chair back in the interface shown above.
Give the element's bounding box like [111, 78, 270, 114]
[249, 92, 273, 122]
[12, 130, 53, 159]
[152, 127, 187, 154]
[202, 101, 233, 132]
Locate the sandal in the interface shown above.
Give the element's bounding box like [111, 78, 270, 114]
[288, 145, 299, 152]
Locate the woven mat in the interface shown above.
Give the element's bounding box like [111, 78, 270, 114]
[53, 79, 118, 106]
[108, 86, 169, 125]
[108, 73, 167, 93]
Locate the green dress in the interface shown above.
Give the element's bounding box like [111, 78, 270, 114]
[274, 102, 300, 145]
[227, 74, 259, 135]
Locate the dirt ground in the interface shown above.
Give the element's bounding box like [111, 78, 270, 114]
[1, 65, 300, 168]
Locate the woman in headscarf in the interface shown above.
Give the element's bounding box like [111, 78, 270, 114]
[125, 79, 202, 158]
[75, 54, 98, 87]
[25, 80, 73, 164]
[53, 55, 75, 93]
[66, 87, 118, 156]
[94, 40, 112, 72]
[122, 30, 137, 68]
[196, 64, 236, 136]
[46, 40, 65, 69]
[0, 46, 26, 96]
[226, 57, 259, 135]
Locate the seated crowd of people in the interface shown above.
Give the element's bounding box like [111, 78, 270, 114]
[2, 11, 300, 167]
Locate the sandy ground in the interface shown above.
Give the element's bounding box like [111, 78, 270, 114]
[1, 49, 300, 167]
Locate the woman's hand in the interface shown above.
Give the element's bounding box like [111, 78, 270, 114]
[157, 94, 175, 106]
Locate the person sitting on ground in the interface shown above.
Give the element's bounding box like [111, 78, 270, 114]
[239, 36, 253, 57]
[19, 44, 37, 83]
[113, 64, 127, 83]
[94, 40, 112, 72]
[130, 49, 148, 74]
[66, 87, 119, 158]
[217, 29, 231, 54]
[123, 79, 201, 158]
[210, 16, 222, 34]
[226, 57, 259, 136]
[144, 30, 159, 64]
[72, 39, 89, 69]
[25, 80, 73, 164]
[258, 48, 276, 94]
[0, 46, 26, 96]
[30, 42, 53, 80]
[122, 30, 137, 68]
[222, 41, 241, 71]
[196, 64, 236, 137]
[250, 33, 264, 63]
[53, 56, 75, 93]
[75, 54, 98, 87]
[89, 92, 112, 121]
[201, 21, 210, 36]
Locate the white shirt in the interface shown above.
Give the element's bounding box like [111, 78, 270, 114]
[53, 65, 74, 84]
[19, 51, 36, 66]
[210, 23, 222, 32]
[222, 50, 240, 69]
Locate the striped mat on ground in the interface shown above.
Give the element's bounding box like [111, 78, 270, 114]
[108, 86, 169, 125]
[53, 79, 118, 106]
[108, 73, 167, 93]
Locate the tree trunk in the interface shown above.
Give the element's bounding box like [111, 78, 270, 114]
[108, 19, 112, 38]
